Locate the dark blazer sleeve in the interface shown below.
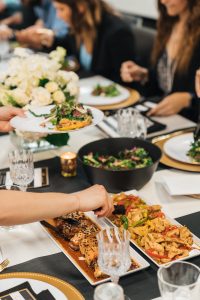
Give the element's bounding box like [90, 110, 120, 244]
[105, 28, 136, 83]
[53, 34, 78, 57]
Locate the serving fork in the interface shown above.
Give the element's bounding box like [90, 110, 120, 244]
[0, 258, 10, 272]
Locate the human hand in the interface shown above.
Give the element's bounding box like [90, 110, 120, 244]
[195, 69, 200, 97]
[120, 60, 148, 83]
[147, 92, 192, 116]
[36, 28, 54, 48]
[0, 25, 13, 40]
[0, 106, 25, 132]
[75, 185, 114, 217]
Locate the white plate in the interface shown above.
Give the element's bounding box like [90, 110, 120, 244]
[0, 278, 67, 299]
[163, 133, 200, 165]
[10, 105, 104, 134]
[79, 76, 130, 106]
[106, 190, 200, 267]
[41, 212, 149, 286]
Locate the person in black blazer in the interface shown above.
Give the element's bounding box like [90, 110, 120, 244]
[40, 0, 135, 83]
[121, 0, 200, 121]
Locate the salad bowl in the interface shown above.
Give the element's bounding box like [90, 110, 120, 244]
[78, 138, 162, 192]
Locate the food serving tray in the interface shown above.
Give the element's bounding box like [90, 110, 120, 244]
[106, 190, 200, 267]
[40, 212, 149, 286]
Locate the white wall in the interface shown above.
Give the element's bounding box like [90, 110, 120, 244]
[106, 0, 158, 19]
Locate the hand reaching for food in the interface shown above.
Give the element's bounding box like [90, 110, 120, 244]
[74, 185, 114, 217]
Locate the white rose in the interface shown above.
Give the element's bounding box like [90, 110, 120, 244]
[57, 70, 79, 85]
[31, 87, 52, 106]
[52, 90, 65, 104]
[0, 90, 10, 105]
[66, 81, 79, 96]
[45, 81, 59, 93]
[11, 88, 30, 106]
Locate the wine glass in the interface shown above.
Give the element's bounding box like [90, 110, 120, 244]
[158, 261, 200, 300]
[97, 227, 131, 284]
[8, 149, 34, 192]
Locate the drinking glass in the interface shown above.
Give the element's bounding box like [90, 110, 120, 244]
[0, 185, 22, 230]
[97, 227, 131, 284]
[158, 261, 200, 300]
[8, 150, 34, 192]
[117, 108, 147, 139]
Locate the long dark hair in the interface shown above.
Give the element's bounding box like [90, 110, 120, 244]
[53, 0, 117, 44]
[151, 0, 200, 73]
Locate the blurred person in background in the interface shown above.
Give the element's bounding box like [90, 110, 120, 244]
[196, 69, 200, 97]
[121, 0, 200, 121]
[0, 0, 68, 47]
[39, 0, 136, 83]
[0, 106, 113, 225]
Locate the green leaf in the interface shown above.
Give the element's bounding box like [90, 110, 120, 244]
[39, 78, 49, 87]
[44, 133, 69, 147]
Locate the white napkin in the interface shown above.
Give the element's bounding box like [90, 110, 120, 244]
[0, 222, 60, 267]
[161, 172, 200, 196]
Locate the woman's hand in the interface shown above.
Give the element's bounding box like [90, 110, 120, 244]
[37, 28, 55, 48]
[195, 69, 200, 97]
[147, 92, 192, 116]
[0, 106, 25, 132]
[75, 185, 114, 217]
[120, 60, 148, 83]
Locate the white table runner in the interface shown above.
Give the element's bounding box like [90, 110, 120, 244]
[0, 222, 60, 267]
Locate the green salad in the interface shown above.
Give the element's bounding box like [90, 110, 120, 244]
[187, 140, 200, 163]
[83, 147, 153, 170]
[91, 84, 120, 97]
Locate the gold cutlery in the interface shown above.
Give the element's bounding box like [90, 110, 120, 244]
[0, 258, 10, 272]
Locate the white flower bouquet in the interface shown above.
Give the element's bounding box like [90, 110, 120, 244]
[0, 47, 79, 108]
[0, 47, 80, 148]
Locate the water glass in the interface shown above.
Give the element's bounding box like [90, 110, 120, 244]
[0, 185, 22, 230]
[8, 150, 34, 192]
[94, 282, 125, 300]
[158, 261, 200, 300]
[97, 228, 131, 284]
[117, 108, 147, 139]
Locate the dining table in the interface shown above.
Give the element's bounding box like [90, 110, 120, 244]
[0, 100, 200, 299]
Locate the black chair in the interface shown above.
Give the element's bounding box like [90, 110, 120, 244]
[131, 25, 156, 68]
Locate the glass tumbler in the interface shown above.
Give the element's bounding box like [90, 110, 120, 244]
[117, 108, 147, 139]
[8, 149, 34, 192]
[158, 261, 200, 300]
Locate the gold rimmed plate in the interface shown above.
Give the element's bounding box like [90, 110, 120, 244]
[0, 272, 84, 300]
[152, 128, 200, 172]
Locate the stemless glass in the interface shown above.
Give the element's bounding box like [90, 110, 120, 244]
[117, 108, 147, 139]
[8, 149, 34, 192]
[97, 227, 131, 284]
[0, 185, 22, 230]
[158, 261, 200, 300]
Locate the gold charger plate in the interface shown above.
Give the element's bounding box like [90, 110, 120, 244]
[0, 272, 85, 300]
[152, 128, 200, 172]
[93, 88, 140, 110]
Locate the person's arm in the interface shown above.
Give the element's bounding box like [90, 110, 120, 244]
[0, 106, 25, 132]
[147, 92, 192, 116]
[196, 69, 200, 97]
[0, 185, 113, 225]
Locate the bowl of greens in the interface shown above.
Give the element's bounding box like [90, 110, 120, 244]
[78, 138, 162, 192]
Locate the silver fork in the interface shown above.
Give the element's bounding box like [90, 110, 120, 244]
[0, 259, 10, 272]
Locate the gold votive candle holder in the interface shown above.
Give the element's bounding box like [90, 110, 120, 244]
[60, 152, 77, 177]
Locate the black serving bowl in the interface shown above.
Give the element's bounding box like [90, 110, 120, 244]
[78, 138, 162, 193]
